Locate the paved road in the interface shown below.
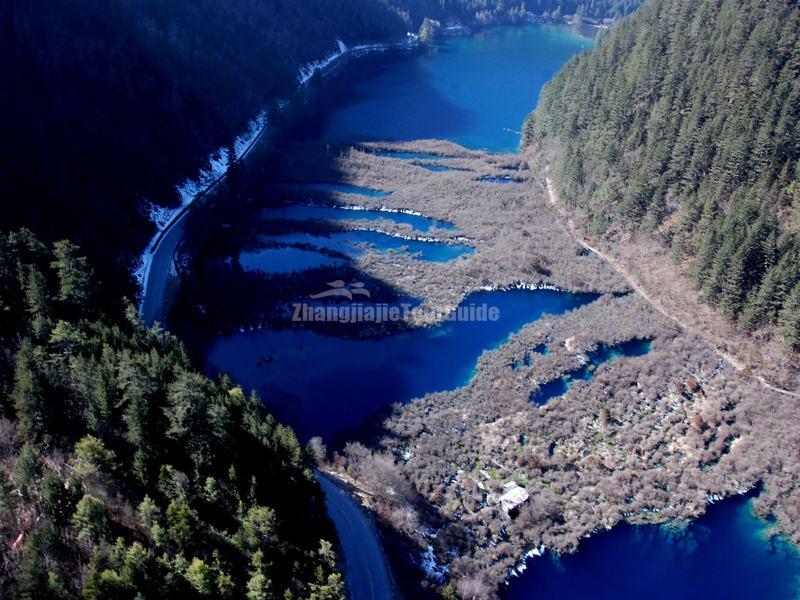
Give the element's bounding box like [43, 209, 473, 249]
[316, 472, 395, 600]
[141, 218, 185, 327]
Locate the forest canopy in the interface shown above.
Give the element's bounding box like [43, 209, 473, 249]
[0, 230, 342, 599]
[2, 0, 640, 293]
[523, 0, 800, 347]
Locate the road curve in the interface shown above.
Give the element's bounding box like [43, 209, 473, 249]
[316, 471, 395, 600]
[141, 218, 185, 327]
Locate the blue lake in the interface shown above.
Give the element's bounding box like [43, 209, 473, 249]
[261, 204, 455, 232]
[207, 23, 800, 594]
[262, 230, 472, 263]
[317, 25, 596, 152]
[504, 494, 800, 600]
[206, 289, 597, 440]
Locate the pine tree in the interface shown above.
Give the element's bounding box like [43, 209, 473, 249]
[12, 340, 47, 442]
[778, 282, 800, 349]
[50, 240, 91, 307]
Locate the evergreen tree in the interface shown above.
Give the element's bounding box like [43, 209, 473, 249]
[778, 282, 800, 349]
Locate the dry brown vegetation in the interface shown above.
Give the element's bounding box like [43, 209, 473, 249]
[181, 141, 800, 598]
[305, 143, 800, 597]
[270, 141, 629, 319]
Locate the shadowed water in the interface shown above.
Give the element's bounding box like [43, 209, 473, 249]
[261, 204, 455, 232]
[239, 246, 346, 274]
[206, 289, 597, 440]
[295, 183, 391, 197]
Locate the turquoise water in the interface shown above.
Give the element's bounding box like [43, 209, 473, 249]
[261, 204, 455, 232]
[530, 339, 651, 404]
[318, 26, 595, 152]
[262, 230, 472, 263]
[204, 23, 800, 593]
[206, 289, 597, 439]
[504, 494, 800, 600]
[239, 246, 345, 274]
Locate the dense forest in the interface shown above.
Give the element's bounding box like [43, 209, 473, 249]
[1, 0, 411, 292]
[2, 0, 640, 296]
[0, 230, 342, 599]
[523, 0, 800, 347]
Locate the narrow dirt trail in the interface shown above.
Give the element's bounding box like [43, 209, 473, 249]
[545, 174, 800, 400]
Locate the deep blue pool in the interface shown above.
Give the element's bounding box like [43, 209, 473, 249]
[504, 494, 800, 600]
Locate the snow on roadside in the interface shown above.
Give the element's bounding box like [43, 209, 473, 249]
[133, 110, 266, 300]
[135, 32, 419, 311]
[297, 34, 419, 85]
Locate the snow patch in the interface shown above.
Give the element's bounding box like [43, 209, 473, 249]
[134, 111, 268, 301]
[420, 545, 448, 582]
[297, 36, 418, 85]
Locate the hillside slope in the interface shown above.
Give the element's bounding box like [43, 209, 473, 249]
[523, 0, 800, 349]
[2, 0, 642, 293]
[0, 230, 342, 599]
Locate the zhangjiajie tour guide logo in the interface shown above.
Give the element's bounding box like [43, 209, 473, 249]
[292, 280, 500, 323]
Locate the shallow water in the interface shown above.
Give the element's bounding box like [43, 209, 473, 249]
[480, 175, 523, 184]
[261, 204, 455, 232]
[530, 339, 651, 404]
[262, 230, 472, 263]
[504, 494, 800, 600]
[373, 150, 446, 160]
[206, 289, 597, 439]
[316, 25, 596, 152]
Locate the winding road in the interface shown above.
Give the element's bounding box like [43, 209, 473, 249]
[137, 150, 398, 600]
[141, 218, 185, 327]
[316, 472, 396, 600]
